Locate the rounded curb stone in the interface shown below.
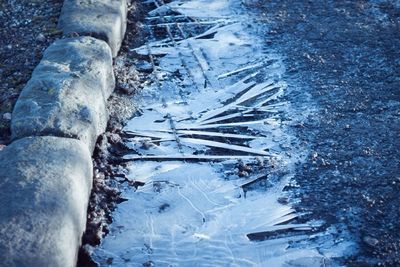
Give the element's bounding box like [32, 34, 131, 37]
[58, 0, 128, 57]
[0, 136, 93, 267]
[11, 36, 115, 153]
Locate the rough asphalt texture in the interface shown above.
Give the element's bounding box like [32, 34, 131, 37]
[246, 0, 399, 265]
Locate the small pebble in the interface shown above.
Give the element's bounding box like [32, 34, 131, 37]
[363, 236, 379, 247]
[238, 171, 249, 177]
[136, 60, 153, 72]
[277, 197, 289, 205]
[36, 33, 46, 42]
[2, 112, 11, 120]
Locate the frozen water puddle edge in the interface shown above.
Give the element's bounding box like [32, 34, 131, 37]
[90, 0, 356, 266]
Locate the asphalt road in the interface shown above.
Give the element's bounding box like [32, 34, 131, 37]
[249, 0, 400, 265]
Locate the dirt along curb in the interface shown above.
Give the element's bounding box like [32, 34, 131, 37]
[0, 1, 129, 266]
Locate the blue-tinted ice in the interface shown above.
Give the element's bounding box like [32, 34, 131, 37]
[91, 0, 356, 265]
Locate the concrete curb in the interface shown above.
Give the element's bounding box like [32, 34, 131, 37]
[0, 137, 93, 267]
[11, 36, 114, 153]
[0, 0, 128, 266]
[58, 0, 128, 57]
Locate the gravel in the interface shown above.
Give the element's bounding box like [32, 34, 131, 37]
[0, 0, 63, 143]
[246, 0, 400, 265]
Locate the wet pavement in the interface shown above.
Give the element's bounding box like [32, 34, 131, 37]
[83, 0, 400, 266]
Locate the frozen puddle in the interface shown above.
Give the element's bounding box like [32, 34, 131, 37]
[91, 0, 355, 265]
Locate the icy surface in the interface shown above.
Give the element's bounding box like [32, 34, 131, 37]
[92, 0, 356, 265]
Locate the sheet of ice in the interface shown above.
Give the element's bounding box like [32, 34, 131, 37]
[93, 164, 327, 266]
[91, 0, 356, 265]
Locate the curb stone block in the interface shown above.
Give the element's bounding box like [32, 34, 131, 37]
[58, 0, 128, 57]
[0, 136, 93, 267]
[11, 36, 114, 153]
